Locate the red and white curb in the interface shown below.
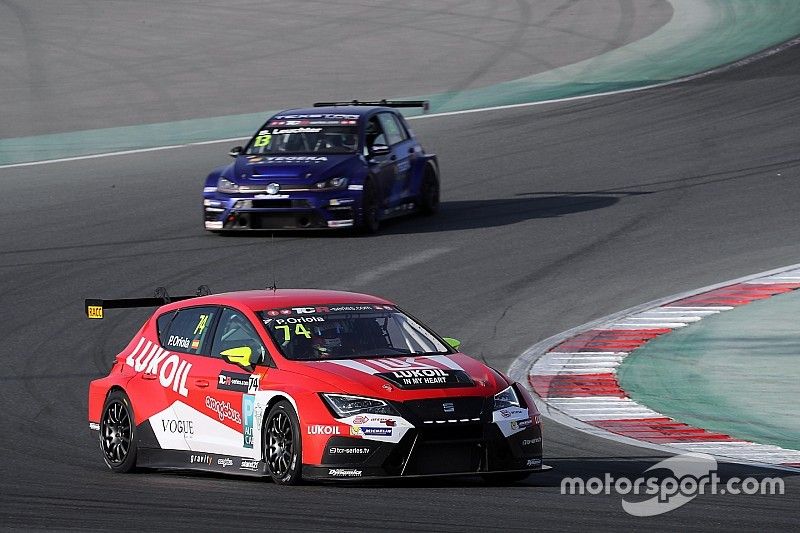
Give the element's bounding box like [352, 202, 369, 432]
[509, 264, 800, 472]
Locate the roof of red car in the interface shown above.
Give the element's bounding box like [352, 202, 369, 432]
[161, 289, 393, 312]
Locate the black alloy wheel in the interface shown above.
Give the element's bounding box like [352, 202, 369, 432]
[264, 400, 303, 485]
[99, 390, 138, 473]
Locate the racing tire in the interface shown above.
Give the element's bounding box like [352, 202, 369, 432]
[359, 180, 381, 234]
[264, 400, 303, 485]
[419, 166, 440, 215]
[99, 390, 138, 473]
[480, 471, 532, 485]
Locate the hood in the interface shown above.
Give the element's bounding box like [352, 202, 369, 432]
[286, 353, 508, 400]
[232, 154, 358, 185]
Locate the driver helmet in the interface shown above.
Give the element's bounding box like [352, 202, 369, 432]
[312, 322, 346, 357]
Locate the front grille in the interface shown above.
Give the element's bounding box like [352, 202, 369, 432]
[418, 423, 484, 443]
[400, 397, 490, 425]
[251, 199, 311, 209]
[249, 212, 324, 229]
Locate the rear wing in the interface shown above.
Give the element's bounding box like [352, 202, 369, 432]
[313, 99, 429, 112]
[85, 286, 211, 319]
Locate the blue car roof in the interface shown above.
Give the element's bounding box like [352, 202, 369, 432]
[272, 106, 386, 118]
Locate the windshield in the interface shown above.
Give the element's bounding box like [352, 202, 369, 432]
[246, 122, 358, 155]
[258, 304, 450, 361]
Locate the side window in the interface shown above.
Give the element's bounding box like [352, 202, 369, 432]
[211, 308, 268, 366]
[365, 116, 387, 149]
[156, 311, 177, 345]
[377, 113, 408, 146]
[162, 306, 218, 355]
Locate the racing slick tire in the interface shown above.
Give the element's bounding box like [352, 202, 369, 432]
[419, 165, 440, 215]
[99, 390, 138, 473]
[359, 179, 381, 234]
[264, 400, 303, 485]
[480, 471, 532, 485]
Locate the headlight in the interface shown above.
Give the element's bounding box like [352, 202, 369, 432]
[217, 177, 240, 193]
[315, 176, 348, 189]
[321, 393, 398, 418]
[494, 385, 521, 410]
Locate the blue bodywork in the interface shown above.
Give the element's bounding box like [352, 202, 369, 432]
[203, 106, 439, 231]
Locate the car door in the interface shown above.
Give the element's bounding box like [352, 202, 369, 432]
[132, 306, 219, 454]
[185, 307, 270, 460]
[377, 112, 414, 206]
[364, 114, 396, 210]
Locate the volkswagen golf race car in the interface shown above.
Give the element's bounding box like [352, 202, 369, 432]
[203, 100, 440, 233]
[86, 288, 544, 484]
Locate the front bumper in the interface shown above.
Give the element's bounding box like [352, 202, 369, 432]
[204, 191, 361, 230]
[303, 397, 544, 480]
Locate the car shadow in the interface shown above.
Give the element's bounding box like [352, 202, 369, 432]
[380, 194, 624, 235]
[149, 455, 797, 489]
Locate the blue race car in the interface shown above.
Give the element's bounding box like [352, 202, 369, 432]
[203, 100, 440, 233]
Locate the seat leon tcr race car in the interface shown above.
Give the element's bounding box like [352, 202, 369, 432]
[203, 100, 441, 233]
[86, 289, 544, 484]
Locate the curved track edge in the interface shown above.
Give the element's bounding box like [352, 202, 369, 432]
[509, 264, 800, 473]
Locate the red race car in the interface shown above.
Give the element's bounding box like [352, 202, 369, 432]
[86, 288, 544, 484]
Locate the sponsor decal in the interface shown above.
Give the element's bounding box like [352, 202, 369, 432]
[376, 368, 473, 390]
[161, 419, 194, 436]
[87, 305, 103, 319]
[271, 127, 323, 134]
[190, 338, 200, 350]
[327, 305, 376, 312]
[242, 395, 255, 449]
[205, 396, 242, 424]
[273, 113, 360, 120]
[89, 422, 100, 431]
[350, 426, 361, 436]
[359, 427, 392, 436]
[328, 446, 371, 455]
[527, 458, 542, 467]
[264, 156, 328, 162]
[217, 370, 250, 393]
[352, 415, 370, 425]
[510, 418, 533, 430]
[308, 425, 341, 435]
[190, 454, 212, 465]
[328, 468, 362, 477]
[125, 338, 192, 397]
[217, 458, 234, 468]
[240, 459, 260, 471]
[522, 437, 542, 446]
[443, 402, 455, 413]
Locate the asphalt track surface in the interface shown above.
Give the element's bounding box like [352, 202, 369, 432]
[2, 2, 800, 531]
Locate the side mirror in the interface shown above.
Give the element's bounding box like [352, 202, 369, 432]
[369, 144, 391, 157]
[443, 337, 462, 350]
[220, 345, 258, 367]
[228, 146, 244, 158]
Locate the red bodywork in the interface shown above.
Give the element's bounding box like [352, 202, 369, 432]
[88, 289, 542, 478]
